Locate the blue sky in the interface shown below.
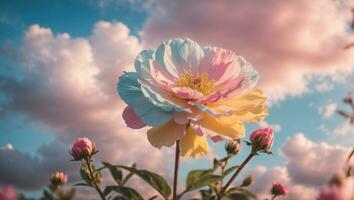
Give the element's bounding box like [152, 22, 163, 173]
[1, 0, 354, 199]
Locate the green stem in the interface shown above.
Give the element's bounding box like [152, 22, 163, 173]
[218, 152, 255, 198]
[85, 159, 106, 200]
[172, 140, 181, 200]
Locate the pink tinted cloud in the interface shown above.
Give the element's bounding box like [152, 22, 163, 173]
[245, 132, 353, 200]
[0, 21, 171, 198]
[142, 0, 354, 101]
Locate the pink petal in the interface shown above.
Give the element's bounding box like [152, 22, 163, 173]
[173, 110, 203, 125]
[171, 87, 204, 100]
[191, 124, 204, 136]
[210, 135, 225, 143]
[199, 48, 240, 85]
[123, 106, 146, 129]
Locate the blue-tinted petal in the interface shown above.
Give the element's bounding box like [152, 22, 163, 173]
[139, 82, 192, 113]
[155, 38, 204, 76]
[117, 72, 174, 126]
[135, 48, 155, 79]
[238, 56, 259, 90]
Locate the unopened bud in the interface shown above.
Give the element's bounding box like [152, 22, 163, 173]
[250, 128, 274, 152]
[241, 176, 254, 187]
[49, 171, 68, 190]
[225, 139, 241, 156]
[271, 182, 288, 197]
[70, 137, 97, 161]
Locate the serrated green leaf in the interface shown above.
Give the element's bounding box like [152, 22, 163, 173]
[104, 186, 143, 200]
[103, 162, 123, 186]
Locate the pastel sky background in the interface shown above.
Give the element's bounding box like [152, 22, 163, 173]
[1, 0, 354, 199]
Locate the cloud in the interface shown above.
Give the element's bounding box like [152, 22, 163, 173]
[281, 133, 350, 187]
[257, 121, 282, 132]
[314, 82, 334, 93]
[2, 144, 13, 150]
[243, 133, 353, 200]
[142, 0, 354, 102]
[319, 102, 337, 118]
[332, 120, 354, 136]
[0, 142, 80, 190]
[0, 21, 171, 197]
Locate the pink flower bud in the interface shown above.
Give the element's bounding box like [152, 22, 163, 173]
[249, 127, 273, 152]
[0, 185, 17, 200]
[271, 182, 288, 197]
[50, 171, 68, 186]
[70, 137, 97, 160]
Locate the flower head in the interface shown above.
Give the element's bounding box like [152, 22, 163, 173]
[117, 38, 268, 157]
[250, 127, 273, 152]
[271, 182, 288, 197]
[0, 185, 17, 200]
[70, 137, 97, 161]
[50, 171, 68, 187]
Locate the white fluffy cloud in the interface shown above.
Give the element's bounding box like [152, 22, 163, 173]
[0, 21, 172, 198]
[320, 102, 338, 118]
[281, 133, 350, 186]
[142, 0, 354, 102]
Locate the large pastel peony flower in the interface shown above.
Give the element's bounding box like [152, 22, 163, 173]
[118, 38, 267, 157]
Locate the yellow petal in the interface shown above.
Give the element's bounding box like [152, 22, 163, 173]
[147, 120, 185, 148]
[208, 88, 268, 123]
[179, 126, 209, 158]
[199, 113, 245, 139]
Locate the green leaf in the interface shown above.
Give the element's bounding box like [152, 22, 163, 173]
[103, 162, 123, 186]
[223, 166, 238, 177]
[104, 186, 143, 200]
[123, 163, 136, 185]
[186, 169, 212, 187]
[200, 189, 214, 200]
[227, 188, 257, 200]
[107, 164, 171, 199]
[73, 182, 90, 187]
[185, 170, 223, 191]
[131, 169, 171, 199]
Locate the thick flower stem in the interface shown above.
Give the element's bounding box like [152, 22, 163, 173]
[271, 195, 277, 200]
[85, 159, 106, 200]
[218, 152, 255, 198]
[173, 140, 181, 200]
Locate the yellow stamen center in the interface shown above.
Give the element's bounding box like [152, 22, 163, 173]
[175, 70, 215, 95]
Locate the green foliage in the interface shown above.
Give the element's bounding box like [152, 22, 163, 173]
[80, 162, 102, 186]
[98, 162, 171, 199]
[103, 162, 123, 186]
[226, 188, 257, 200]
[104, 186, 143, 200]
[118, 165, 171, 199]
[185, 169, 222, 192]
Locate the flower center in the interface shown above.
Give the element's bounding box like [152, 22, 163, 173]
[175, 70, 215, 95]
